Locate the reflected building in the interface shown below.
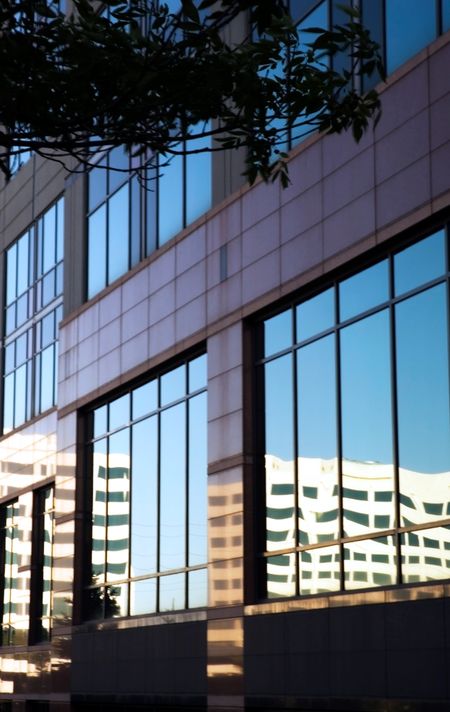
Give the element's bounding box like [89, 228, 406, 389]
[0, 2, 450, 711]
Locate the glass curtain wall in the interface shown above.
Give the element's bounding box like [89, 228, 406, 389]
[84, 353, 207, 618]
[87, 127, 212, 299]
[259, 228, 450, 598]
[3, 199, 64, 433]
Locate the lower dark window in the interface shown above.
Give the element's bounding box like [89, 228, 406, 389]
[258, 227, 450, 597]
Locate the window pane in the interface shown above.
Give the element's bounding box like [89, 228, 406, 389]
[401, 526, 450, 583]
[89, 159, 107, 211]
[88, 205, 107, 299]
[43, 205, 56, 274]
[17, 232, 30, 295]
[92, 439, 107, 584]
[131, 417, 158, 576]
[130, 578, 156, 615]
[104, 583, 128, 618]
[296, 288, 334, 342]
[3, 373, 14, 434]
[339, 260, 389, 321]
[15, 363, 27, 426]
[360, 0, 384, 90]
[265, 355, 296, 551]
[396, 286, 450, 524]
[109, 145, 129, 193]
[297, 335, 338, 544]
[189, 393, 207, 566]
[340, 311, 394, 536]
[160, 364, 185, 406]
[394, 231, 446, 296]
[160, 403, 186, 571]
[264, 309, 292, 358]
[186, 123, 212, 224]
[444, 0, 450, 31]
[299, 545, 340, 596]
[40, 345, 55, 413]
[94, 405, 107, 438]
[344, 536, 397, 589]
[159, 153, 183, 245]
[107, 429, 130, 582]
[132, 380, 157, 419]
[56, 198, 64, 262]
[188, 568, 207, 609]
[188, 354, 207, 393]
[6, 244, 17, 305]
[108, 184, 129, 284]
[386, 0, 437, 73]
[267, 554, 296, 598]
[109, 393, 130, 431]
[159, 573, 185, 611]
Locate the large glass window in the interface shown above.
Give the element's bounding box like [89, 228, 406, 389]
[3, 199, 64, 433]
[87, 129, 212, 299]
[259, 227, 450, 598]
[84, 353, 207, 618]
[0, 488, 54, 647]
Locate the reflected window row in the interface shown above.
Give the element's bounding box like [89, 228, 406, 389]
[84, 354, 207, 619]
[260, 228, 450, 598]
[3, 199, 64, 433]
[87, 130, 212, 299]
[0, 487, 54, 647]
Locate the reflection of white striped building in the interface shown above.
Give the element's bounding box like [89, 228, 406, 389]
[265, 455, 450, 598]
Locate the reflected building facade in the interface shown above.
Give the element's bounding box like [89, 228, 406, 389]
[0, 1, 450, 711]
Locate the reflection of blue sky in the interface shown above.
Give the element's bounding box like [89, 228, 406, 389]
[394, 231, 445, 296]
[386, 0, 436, 73]
[396, 285, 450, 474]
[265, 355, 294, 462]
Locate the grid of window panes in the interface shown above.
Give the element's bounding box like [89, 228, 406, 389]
[259, 227, 450, 598]
[32, 487, 54, 643]
[3, 199, 64, 432]
[84, 353, 207, 619]
[280, 0, 450, 149]
[87, 130, 212, 299]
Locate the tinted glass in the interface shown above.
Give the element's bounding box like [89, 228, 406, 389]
[43, 205, 56, 274]
[159, 153, 183, 245]
[443, 0, 450, 32]
[17, 232, 29, 295]
[394, 231, 446, 296]
[265, 355, 296, 551]
[40, 345, 54, 412]
[296, 288, 334, 342]
[107, 429, 130, 582]
[264, 309, 292, 357]
[189, 393, 207, 565]
[339, 260, 389, 321]
[109, 394, 130, 431]
[344, 536, 396, 589]
[131, 417, 158, 576]
[386, 0, 437, 73]
[340, 311, 394, 536]
[89, 159, 107, 210]
[189, 354, 207, 392]
[88, 205, 107, 299]
[160, 404, 186, 570]
[6, 244, 17, 305]
[92, 439, 107, 583]
[108, 184, 129, 284]
[396, 285, 450, 523]
[297, 335, 338, 544]
[161, 364, 185, 405]
[186, 123, 212, 224]
[132, 380, 157, 419]
[299, 545, 340, 595]
[159, 573, 185, 611]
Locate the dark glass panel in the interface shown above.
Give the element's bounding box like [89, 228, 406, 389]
[264, 309, 292, 358]
[299, 545, 340, 595]
[91, 439, 107, 584]
[290, 0, 323, 24]
[265, 355, 296, 551]
[160, 403, 186, 571]
[130, 578, 156, 615]
[386, 0, 437, 74]
[130, 174, 141, 267]
[88, 205, 107, 299]
[108, 183, 129, 284]
[296, 288, 334, 342]
[396, 285, 450, 523]
[43, 204, 56, 274]
[394, 230, 446, 296]
[360, 0, 384, 90]
[40, 345, 54, 412]
[104, 583, 128, 618]
[297, 335, 338, 543]
[131, 417, 158, 576]
[189, 393, 207, 566]
[444, 0, 450, 31]
[266, 553, 296, 598]
[331, 1, 351, 75]
[340, 311, 394, 536]
[339, 260, 389, 321]
[188, 568, 207, 608]
[158, 152, 183, 245]
[6, 244, 17, 305]
[88, 159, 107, 211]
[188, 354, 207, 392]
[344, 536, 396, 589]
[107, 429, 130, 582]
[160, 364, 185, 406]
[401, 526, 450, 583]
[146, 164, 157, 255]
[186, 122, 212, 224]
[132, 380, 157, 419]
[159, 572, 185, 611]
